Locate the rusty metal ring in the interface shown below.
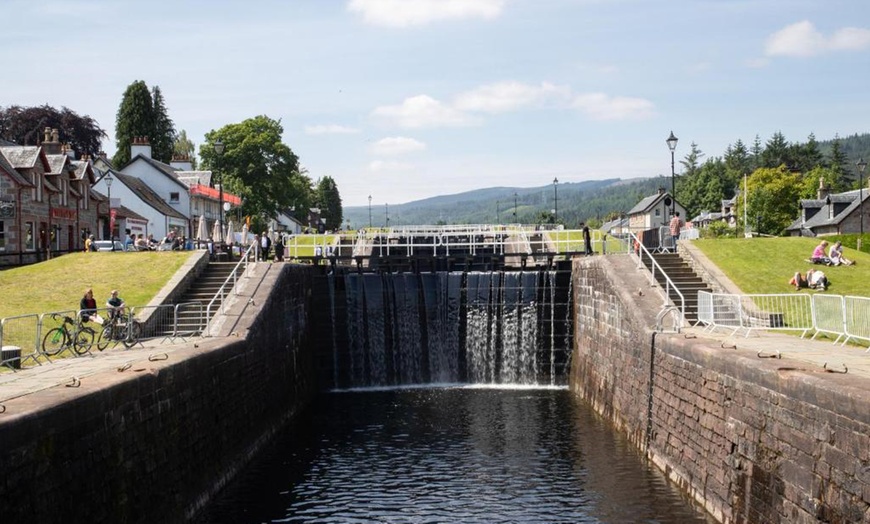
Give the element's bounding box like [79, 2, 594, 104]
[66, 376, 81, 388]
[148, 353, 168, 362]
[117, 362, 132, 372]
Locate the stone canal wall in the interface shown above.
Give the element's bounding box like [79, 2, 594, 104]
[570, 255, 870, 524]
[0, 264, 318, 524]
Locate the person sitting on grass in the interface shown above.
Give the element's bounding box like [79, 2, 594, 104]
[828, 241, 854, 266]
[789, 272, 808, 290]
[807, 269, 829, 291]
[810, 240, 832, 265]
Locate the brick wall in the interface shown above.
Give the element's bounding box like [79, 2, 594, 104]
[0, 264, 318, 524]
[571, 255, 870, 524]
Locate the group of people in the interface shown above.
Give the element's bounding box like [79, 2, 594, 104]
[810, 240, 854, 266]
[792, 239, 857, 292]
[79, 288, 126, 325]
[252, 231, 285, 262]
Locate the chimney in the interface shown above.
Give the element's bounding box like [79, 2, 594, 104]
[817, 177, 829, 200]
[42, 127, 62, 155]
[657, 187, 666, 196]
[170, 153, 193, 171]
[130, 136, 152, 160]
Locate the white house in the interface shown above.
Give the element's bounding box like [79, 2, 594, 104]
[626, 188, 687, 233]
[93, 169, 189, 241]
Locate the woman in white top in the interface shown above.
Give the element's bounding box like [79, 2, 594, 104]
[828, 241, 853, 266]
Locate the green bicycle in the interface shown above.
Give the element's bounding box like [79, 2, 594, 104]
[41, 313, 95, 356]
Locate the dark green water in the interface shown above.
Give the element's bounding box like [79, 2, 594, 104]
[195, 387, 714, 523]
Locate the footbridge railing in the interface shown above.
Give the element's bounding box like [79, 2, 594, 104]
[629, 232, 686, 326]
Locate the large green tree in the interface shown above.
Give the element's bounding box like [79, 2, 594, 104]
[315, 176, 344, 230]
[737, 166, 802, 235]
[201, 115, 311, 225]
[113, 80, 176, 166]
[150, 86, 176, 163]
[0, 104, 106, 157]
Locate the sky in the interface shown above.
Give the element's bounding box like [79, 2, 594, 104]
[2, 0, 870, 207]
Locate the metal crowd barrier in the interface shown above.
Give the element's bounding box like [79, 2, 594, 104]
[697, 291, 870, 347]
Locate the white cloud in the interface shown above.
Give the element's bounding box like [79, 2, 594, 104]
[370, 136, 426, 156]
[372, 95, 479, 128]
[571, 93, 655, 121]
[304, 124, 360, 135]
[765, 21, 870, 57]
[745, 57, 769, 69]
[453, 81, 570, 113]
[369, 160, 414, 172]
[347, 0, 504, 27]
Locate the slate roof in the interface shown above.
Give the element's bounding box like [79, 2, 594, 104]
[0, 138, 18, 146]
[113, 205, 148, 222]
[628, 192, 674, 214]
[70, 160, 95, 183]
[0, 149, 33, 186]
[114, 171, 187, 220]
[786, 189, 865, 232]
[45, 154, 69, 176]
[0, 146, 50, 171]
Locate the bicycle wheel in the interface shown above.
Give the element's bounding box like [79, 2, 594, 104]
[123, 321, 143, 348]
[42, 327, 68, 356]
[73, 327, 95, 355]
[96, 325, 114, 351]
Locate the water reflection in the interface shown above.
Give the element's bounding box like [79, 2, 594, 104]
[195, 387, 714, 523]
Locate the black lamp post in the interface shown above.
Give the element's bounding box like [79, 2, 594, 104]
[105, 172, 114, 250]
[858, 158, 867, 250]
[496, 201, 500, 224]
[553, 177, 559, 224]
[385, 203, 389, 228]
[513, 192, 518, 222]
[666, 131, 678, 218]
[368, 194, 372, 228]
[214, 140, 225, 243]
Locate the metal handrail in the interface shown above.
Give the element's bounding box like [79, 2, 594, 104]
[205, 242, 257, 328]
[630, 231, 686, 326]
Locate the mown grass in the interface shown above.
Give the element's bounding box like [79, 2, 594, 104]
[693, 237, 870, 296]
[0, 251, 195, 319]
[285, 234, 339, 258]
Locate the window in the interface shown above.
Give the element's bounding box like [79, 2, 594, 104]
[169, 192, 180, 203]
[25, 222, 34, 250]
[655, 209, 661, 217]
[0, 221, 5, 251]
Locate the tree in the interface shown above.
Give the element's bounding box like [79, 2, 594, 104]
[315, 176, 344, 230]
[737, 166, 802, 235]
[828, 134, 849, 187]
[793, 133, 824, 173]
[201, 115, 311, 223]
[150, 86, 176, 163]
[760, 131, 790, 169]
[113, 80, 155, 167]
[0, 104, 106, 158]
[799, 166, 842, 198]
[678, 158, 727, 219]
[173, 130, 197, 169]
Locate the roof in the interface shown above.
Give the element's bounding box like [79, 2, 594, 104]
[0, 146, 51, 171]
[628, 191, 675, 215]
[70, 160, 95, 183]
[112, 204, 148, 222]
[0, 149, 33, 186]
[111, 170, 188, 221]
[176, 171, 212, 187]
[786, 189, 865, 231]
[125, 154, 188, 191]
[188, 184, 242, 205]
[45, 154, 69, 176]
[691, 211, 723, 223]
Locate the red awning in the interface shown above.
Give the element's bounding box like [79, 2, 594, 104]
[190, 184, 242, 205]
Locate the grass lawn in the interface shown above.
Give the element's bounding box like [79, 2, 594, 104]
[285, 234, 339, 258]
[693, 237, 870, 297]
[0, 251, 195, 319]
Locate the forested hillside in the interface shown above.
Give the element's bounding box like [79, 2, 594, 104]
[346, 132, 870, 232]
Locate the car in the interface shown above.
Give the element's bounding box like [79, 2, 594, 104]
[93, 240, 127, 252]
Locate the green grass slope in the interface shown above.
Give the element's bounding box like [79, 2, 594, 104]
[0, 251, 195, 319]
[693, 237, 870, 297]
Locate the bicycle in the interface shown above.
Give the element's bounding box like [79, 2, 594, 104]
[41, 313, 95, 356]
[96, 312, 143, 350]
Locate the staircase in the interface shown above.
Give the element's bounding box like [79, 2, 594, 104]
[645, 252, 713, 323]
[155, 262, 237, 337]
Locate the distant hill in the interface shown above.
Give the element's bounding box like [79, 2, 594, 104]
[344, 177, 669, 229]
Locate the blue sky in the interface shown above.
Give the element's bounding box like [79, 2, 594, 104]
[3, 0, 869, 206]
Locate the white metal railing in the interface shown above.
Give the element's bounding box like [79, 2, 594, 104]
[697, 291, 870, 347]
[629, 232, 686, 326]
[205, 242, 257, 328]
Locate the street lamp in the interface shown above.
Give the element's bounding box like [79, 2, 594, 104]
[496, 201, 500, 224]
[858, 158, 867, 250]
[368, 194, 372, 228]
[666, 131, 678, 218]
[553, 177, 559, 224]
[513, 192, 518, 223]
[385, 203, 389, 228]
[105, 172, 114, 251]
[214, 139, 225, 243]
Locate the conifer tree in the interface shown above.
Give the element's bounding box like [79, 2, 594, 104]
[113, 80, 155, 166]
[316, 176, 344, 230]
[151, 86, 176, 163]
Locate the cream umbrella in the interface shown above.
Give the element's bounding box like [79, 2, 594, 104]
[226, 220, 235, 246]
[196, 215, 208, 241]
[212, 219, 221, 243]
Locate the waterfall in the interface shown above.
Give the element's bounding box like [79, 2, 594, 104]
[334, 269, 571, 389]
